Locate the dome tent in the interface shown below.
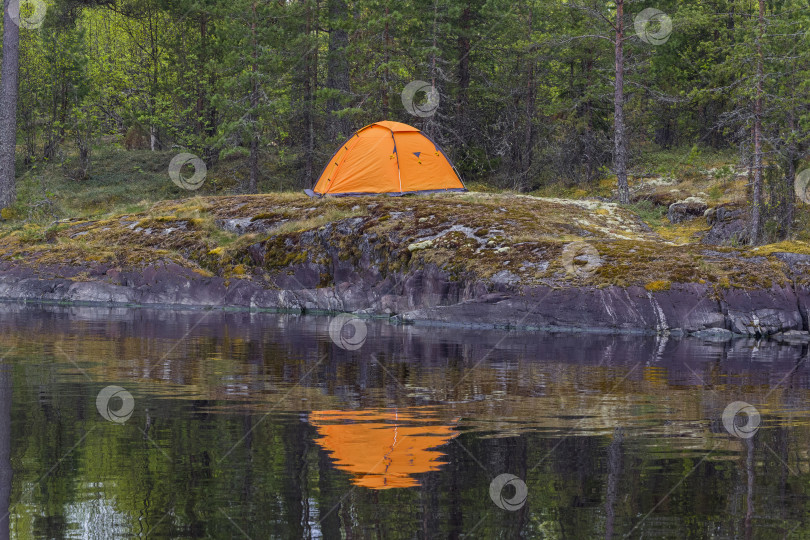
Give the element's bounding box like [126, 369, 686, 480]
[305, 120, 466, 197]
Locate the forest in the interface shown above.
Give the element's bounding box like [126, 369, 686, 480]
[0, 0, 809, 243]
[4, 2, 810, 537]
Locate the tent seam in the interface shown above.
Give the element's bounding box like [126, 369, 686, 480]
[326, 133, 363, 195]
[391, 131, 403, 194]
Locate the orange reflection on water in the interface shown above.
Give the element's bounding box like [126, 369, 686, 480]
[310, 409, 458, 490]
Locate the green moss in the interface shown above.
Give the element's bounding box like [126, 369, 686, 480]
[644, 280, 672, 292]
[0, 190, 802, 296]
[263, 236, 309, 268]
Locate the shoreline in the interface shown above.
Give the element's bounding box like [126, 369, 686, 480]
[0, 275, 807, 342]
[0, 193, 808, 341]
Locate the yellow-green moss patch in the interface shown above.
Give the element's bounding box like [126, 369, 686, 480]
[645, 280, 672, 292]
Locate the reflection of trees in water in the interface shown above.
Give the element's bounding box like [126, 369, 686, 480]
[5, 369, 810, 538]
[604, 427, 623, 539]
[0, 364, 10, 540]
[1, 307, 810, 536]
[1, 309, 809, 431]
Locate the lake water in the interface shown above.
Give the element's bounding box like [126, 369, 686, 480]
[0, 304, 808, 538]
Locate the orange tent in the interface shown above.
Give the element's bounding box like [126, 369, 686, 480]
[306, 121, 466, 197]
[309, 409, 458, 489]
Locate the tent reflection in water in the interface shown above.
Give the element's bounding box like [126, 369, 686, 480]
[306, 121, 466, 197]
[309, 409, 458, 489]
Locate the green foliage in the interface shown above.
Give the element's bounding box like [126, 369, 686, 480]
[628, 200, 667, 225]
[4, 0, 810, 226]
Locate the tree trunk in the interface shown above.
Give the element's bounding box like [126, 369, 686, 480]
[783, 71, 798, 238]
[785, 157, 796, 236]
[18, 57, 34, 166]
[326, 0, 350, 142]
[248, 115, 258, 194]
[382, 7, 390, 117]
[456, 2, 471, 139]
[303, 0, 315, 187]
[750, 0, 765, 244]
[523, 6, 535, 186]
[148, 7, 161, 152]
[0, 0, 21, 210]
[76, 124, 91, 179]
[248, 1, 259, 194]
[421, 0, 439, 140]
[198, 15, 219, 167]
[197, 15, 208, 137]
[613, 0, 629, 204]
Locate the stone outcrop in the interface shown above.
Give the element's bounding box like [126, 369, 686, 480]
[0, 193, 808, 338]
[703, 204, 750, 245]
[667, 198, 708, 224]
[0, 253, 806, 338]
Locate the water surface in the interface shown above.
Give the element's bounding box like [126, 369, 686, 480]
[0, 304, 808, 538]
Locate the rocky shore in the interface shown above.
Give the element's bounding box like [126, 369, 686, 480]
[1, 192, 809, 339]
